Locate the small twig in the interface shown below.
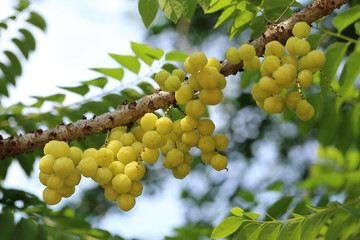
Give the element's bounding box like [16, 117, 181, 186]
[320, 69, 342, 97]
[296, 79, 305, 99]
[275, 0, 296, 23]
[163, 105, 174, 117]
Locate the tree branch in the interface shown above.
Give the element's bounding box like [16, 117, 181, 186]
[0, 0, 349, 160]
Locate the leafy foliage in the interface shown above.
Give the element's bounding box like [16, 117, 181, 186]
[0, 1, 46, 97]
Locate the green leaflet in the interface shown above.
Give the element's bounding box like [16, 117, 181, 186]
[278, 220, 302, 240]
[333, 5, 360, 33]
[159, 0, 183, 23]
[257, 223, 281, 240]
[81, 77, 108, 88]
[339, 51, 360, 96]
[91, 68, 124, 81]
[10, 218, 37, 240]
[137, 81, 155, 95]
[4, 50, 22, 78]
[19, 28, 36, 50]
[230, 10, 254, 39]
[210, 216, 243, 239]
[250, 15, 267, 39]
[231, 207, 244, 217]
[60, 85, 90, 96]
[355, 21, 360, 36]
[320, 42, 349, 98]
[131, 42, 164, 66]
[236, 222, 262, 240]
[26, 11, 46, 31]
[109, 54, 140, 74]
[198, 0, 211, 12]
[121, 88, 143, 102]
[0, 210, 15, 240]
[182, 0, 198, 20]
[138, 0, 159, 28]
[207, 0, 235, 14]
[12, 38, 30, 59]
[214, 5, 237, 29]
[165, 51, 189, 62]
[317, 99, 339, 146]
[301, 211, 333, 239]
[264, 196, 293, 221]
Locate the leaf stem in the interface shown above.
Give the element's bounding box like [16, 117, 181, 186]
[313, 26, 360, 44]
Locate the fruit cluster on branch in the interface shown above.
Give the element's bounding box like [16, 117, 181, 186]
[0, 0, 349, 160]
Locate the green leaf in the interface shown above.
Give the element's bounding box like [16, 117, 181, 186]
[109, 54, 140, 74]
[237, 222, 262, 240]
[214, 5, 237, 28]
[121, 88, 143, 102]
[91, 68, 124, 81]
[258, 223, 281, 240]
[183, 0, 198, 20]
[15, 1, 30, 11]
[244, 212, 261, 220]
[161, 63, 178, 73]
[81, 101, 109, 115]
[32, 93, 66, 103]
[137, 81, 155, 95]
[66, 228, 111, 239]
[51, 217, 91, 230]
[301, 212, 332, 240]
[355, 21, 360, 36]
[159, 0, 183, 23]
[320, 42, 349, 97]
[230, 10, 254, 39]
[138, 0, 159, 28]
[241, 69, 260, 89]
[231, 207, 244, 217]
[198, 0, 211, 12]
[102, 94, 126, 108]
[26, 12, 46, 31]
[306, 33, 323, 49]
[0, 157, 12, 179]
[264, 196, 293, 221]
[211, 216, 243, 239]
[19, 29, 36, 50]
[333, 5, 360, 33]
[0, 210, 15, 240]
[131, 41, 164, 66]
[60, 85, 89, 96]
[12, 38, 30, 59]
[165, 51, 189, 61]
[317, 99, 339, 146]
[81, 77, 108, 88]
[207, 0, 235, 13]
[0, 62, 16, 86]
[10, 218, 37, 240]
[250, 15, 267, 39]
[339, 51, 360, 96]
[343, 206, 360, 218]
[278, 220, 302, 240]
[4, 51, 22, 77]
[262, 0, 302, 10]
[306, 205, 330, 213]
[0, 22, 8, 29]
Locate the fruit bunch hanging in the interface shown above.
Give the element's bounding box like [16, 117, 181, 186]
[226, 22, 326, 121]
[38, 52, 229, 211]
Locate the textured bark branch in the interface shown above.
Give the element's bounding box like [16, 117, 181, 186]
[0, 91, 175, 159]
[0, 0, 349, 159]
[220, 0, 349, 76]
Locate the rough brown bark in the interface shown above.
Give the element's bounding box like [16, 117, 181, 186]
[0, 0, 349, 159]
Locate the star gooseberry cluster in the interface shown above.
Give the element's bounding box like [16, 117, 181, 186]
[226, 22, 325, 121]
[39, 52, 230, 211]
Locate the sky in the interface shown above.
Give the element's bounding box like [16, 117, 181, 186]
[0, 0, 187, 239]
